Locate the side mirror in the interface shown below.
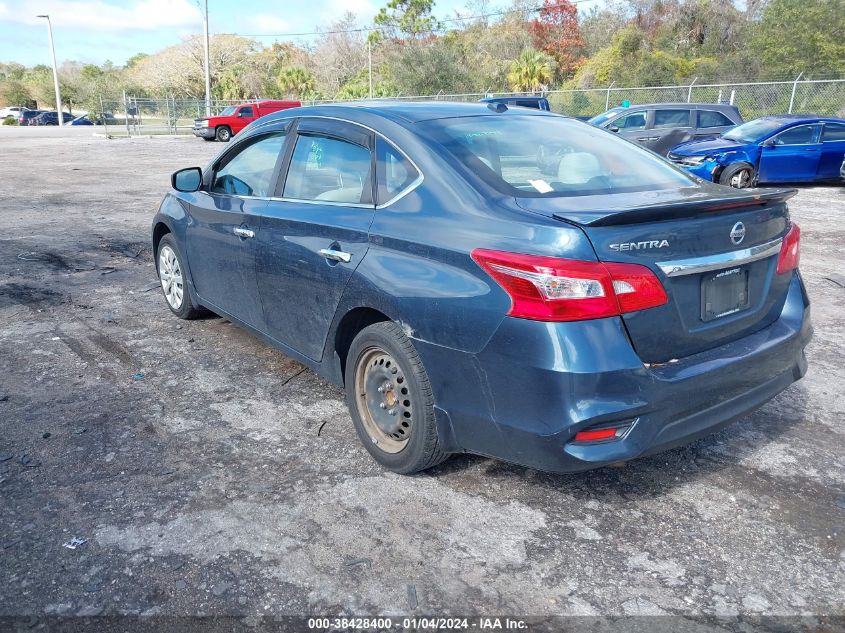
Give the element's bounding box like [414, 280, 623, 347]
[172, 167, 203, 192]
[609, 125, 620, 133]
[762, 140, 776, 148]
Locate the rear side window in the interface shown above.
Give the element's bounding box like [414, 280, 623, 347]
[283, 135, 373, 204]
[698, 110, 735, 128]
[613, 111, 646, 130]
[377, 140, 419, 205]
[822, 123, 845, 142]
[654, 109, 691, 128]
[211, 132, 286, 197]
[772, 125, 818, 145]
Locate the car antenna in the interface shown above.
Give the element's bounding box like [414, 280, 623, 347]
[487, 102, 508, 113]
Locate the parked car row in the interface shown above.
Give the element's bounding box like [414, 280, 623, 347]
[1, 107, 106, 126]
[157, 101, 812, 475]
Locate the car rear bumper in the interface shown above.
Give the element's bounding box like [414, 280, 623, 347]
[192, 127, 215, 139]
[413, 272, 812, 473]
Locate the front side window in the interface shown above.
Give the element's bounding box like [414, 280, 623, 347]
[377, 140, 419, 205]
[654, 109, 691, 128]
[822, 123, 845, 142]
[614, 111, 646, 130]
[239, 106, 254, 118]
[283, 134, 372, 204]
[211, 132, 286, 197]
[698, 110, 734, 128]
[420, 115, 693, 197]
[771, 125, 819, 146]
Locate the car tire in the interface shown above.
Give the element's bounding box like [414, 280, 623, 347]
[719, 163, 755, 188]
[215, 126, 232, 142]
[156, 234, 203, 319]
[345, 321, 450, 474]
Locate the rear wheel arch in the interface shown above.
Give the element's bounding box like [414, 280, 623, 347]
[332, 307, 393, 383]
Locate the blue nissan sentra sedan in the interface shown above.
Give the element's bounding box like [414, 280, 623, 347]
[668, 115, 845, 188]
[153, 102, 812, 474]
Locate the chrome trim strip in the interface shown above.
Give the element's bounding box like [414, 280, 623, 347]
[656, 238, 783, 278]
[267, 196, 373, 209]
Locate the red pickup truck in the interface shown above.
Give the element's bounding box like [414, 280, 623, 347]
[193, 100, 301, 142]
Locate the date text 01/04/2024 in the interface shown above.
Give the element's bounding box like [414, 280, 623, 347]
[306, 617, 529, 630]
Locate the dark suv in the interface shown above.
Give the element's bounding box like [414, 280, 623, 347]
[32, 111, 74, 126]
[588, 103, 743, 155]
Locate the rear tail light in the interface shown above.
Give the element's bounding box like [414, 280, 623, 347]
[776, 223, 800, 274]
[471, 249, 668, 322]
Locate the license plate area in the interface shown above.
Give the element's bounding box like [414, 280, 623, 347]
[700, 266, 749, 321]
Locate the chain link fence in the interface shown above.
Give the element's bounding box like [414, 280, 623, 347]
[81, 79, 844, 136]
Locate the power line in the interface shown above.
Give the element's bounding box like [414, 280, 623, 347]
[229, 0, 593, 39]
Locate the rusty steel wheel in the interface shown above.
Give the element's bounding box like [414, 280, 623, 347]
[345, 321, 449, 473]
[353, 347, 413, 454]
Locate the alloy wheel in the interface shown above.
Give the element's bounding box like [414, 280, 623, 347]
[158, 245, 184, 310]
[730, 168, 752, 188]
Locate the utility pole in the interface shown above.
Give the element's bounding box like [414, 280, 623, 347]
[368, 38, 373, 99]
[36, 15, 63, 124]
[198, 0, 212, 116]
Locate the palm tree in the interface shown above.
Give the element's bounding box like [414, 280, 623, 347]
[276, 67, 317, 99]
[507, 49, 555, 93]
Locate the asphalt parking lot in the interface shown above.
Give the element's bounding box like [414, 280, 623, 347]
[0, 126, 843, 629]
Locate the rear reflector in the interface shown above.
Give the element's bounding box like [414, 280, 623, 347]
[471, 249, 668, 322]
[776, 223, 800, 275]
[573, 426, 629, 442]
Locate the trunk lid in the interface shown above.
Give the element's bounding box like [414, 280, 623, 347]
[517, 186, 797, 363]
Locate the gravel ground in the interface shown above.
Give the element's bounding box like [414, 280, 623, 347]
[0, 126, 843, 631]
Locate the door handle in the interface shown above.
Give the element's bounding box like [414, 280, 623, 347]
[233, 227, 254, 239]
[319, 248, 352, 263]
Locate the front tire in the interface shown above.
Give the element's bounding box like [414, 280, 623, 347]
[345, 322, 449, 474]
[215, 126, 231, 142]
[156, 234, 203, 319]
[719, 163, 755, 188]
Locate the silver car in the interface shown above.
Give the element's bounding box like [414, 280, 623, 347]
[588, 103, 743, 156]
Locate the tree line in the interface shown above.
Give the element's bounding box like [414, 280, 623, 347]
[1, 0, 843, 114]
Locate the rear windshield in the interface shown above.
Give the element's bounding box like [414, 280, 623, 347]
[419, 115, 693, 197]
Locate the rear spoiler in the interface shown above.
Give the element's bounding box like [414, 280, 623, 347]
[553, 188, 798, 227]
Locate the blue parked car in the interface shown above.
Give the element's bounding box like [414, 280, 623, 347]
[154, 102, 811, 474]
[668, 115, 845, 188]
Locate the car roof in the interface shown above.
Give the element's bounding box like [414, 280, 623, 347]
[261, 101, 554, 125]
[480, 96, 547, 102]
[756, 114, 841, 124]
[613, 103, 737, 110]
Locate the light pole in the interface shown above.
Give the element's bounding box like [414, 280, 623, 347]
[197, 0, 212, 116]
[36, 14, 63, 124]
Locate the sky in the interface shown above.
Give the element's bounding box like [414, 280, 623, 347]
[0, 0, 599, 67]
